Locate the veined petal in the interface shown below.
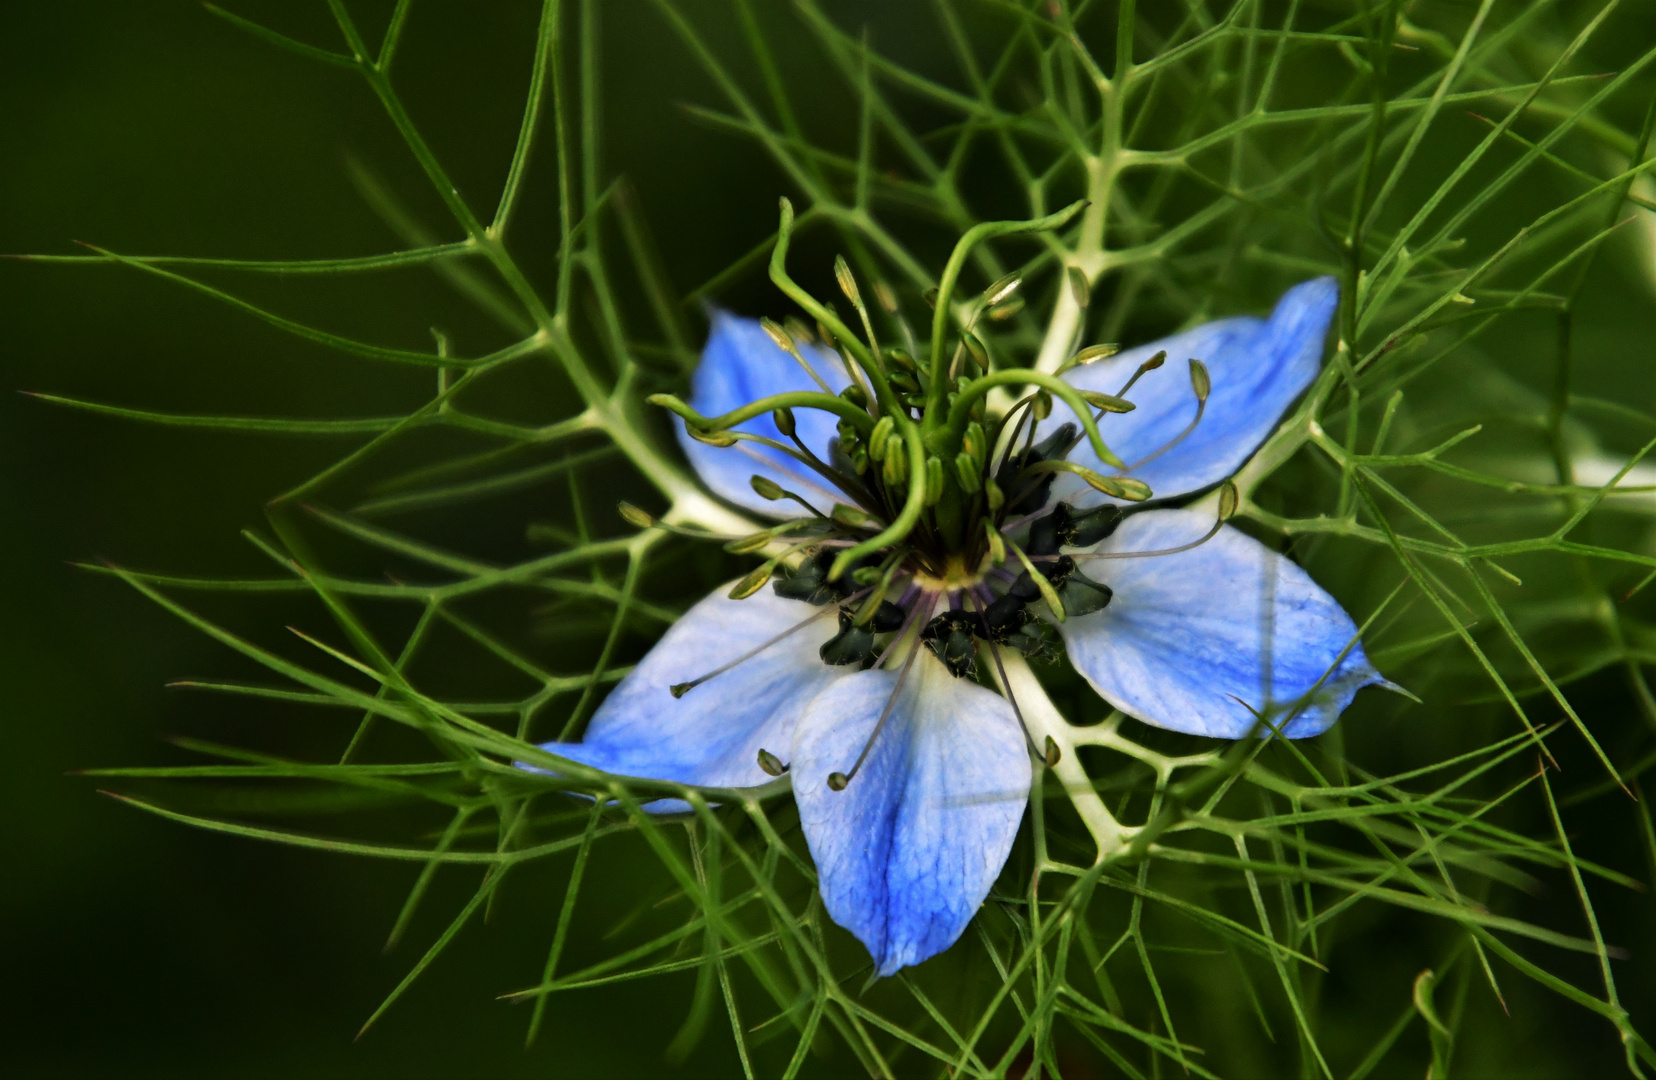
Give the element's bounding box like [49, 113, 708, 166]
[792, 652, 1031, 976]
[1046, 277, 1338, 505]
[537, 584, 847, 798]
[682, 310, 853, 516]
[1059, 509, 1382, 739]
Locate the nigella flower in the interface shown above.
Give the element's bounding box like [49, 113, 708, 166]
[538, 254, 1386, 976]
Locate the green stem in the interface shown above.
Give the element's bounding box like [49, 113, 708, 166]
[946, 369, 1120, 466]
[768, 198, 901, 415]
[924, 201, 1087, 419]
[830, 425, 927, 580]
[649, 391, 874, 437]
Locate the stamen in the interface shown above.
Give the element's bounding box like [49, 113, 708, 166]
[828, 592, 936, 791]
[756, 748, 788, 776]
[1116, 357, 1210, 473]
[728, 439, 862, 510]
[1114, 349, 1167, 398]
[963, 591, 1047, 761]
[761, 317, 834, 395]
[669, 591, 865, 697]
[1067, 513, 1225, 563]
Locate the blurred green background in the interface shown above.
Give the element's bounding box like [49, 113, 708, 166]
[0, 2, 835, 1075]
[5, 2, 1656, 1077]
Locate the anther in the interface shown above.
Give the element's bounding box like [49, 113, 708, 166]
[757, 748, 787, 777]
[1115, 349, 1167, 398]
[1043, 736, 1061, 767]
[1027, 502, 1126, 557]
[995, 422, 1077, 516]
[921, 611, 978, 678]
[820, 608, 878, 668]
[670, 601, 844, 698]
[827, 602, 931, 793]
[1057, 568, 1113, 617]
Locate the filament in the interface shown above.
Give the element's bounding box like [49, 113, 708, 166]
[1066, 513, 1225, 563]
[830, 591, 936, 790]
[1118, 395, 1206, 473]
[671, 587, 870, 697]
[963, 589, 1044, 759]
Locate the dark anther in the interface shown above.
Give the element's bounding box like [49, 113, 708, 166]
[981, 591, 1028, 634]
[1008, 555, 1076, 603]
[773, 551, 838, 605]
[1027, 502, 1125, 557]
[1000, 617, 1054, 659]
[868, 600, 907, 633]
[1025, 503, 1072, 557]
[1069, 503, 1124, 547]
[995, 423, 1077, 516]
[921, 611, 978, 678]
[820, 608, 879, 668]
[1057, 568, 1113, 618]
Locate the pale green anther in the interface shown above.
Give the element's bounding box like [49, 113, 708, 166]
[988, 295, 1024, 321]
[772, 406, 797, 438]
[924, 457, 945, 505]
[1033, 391, 1053, 420]
[962, 332, 988, 368]
[852, 566, 884, 586]
[832, 504, 876, 529]
[883, 445, 907, 488]
[724, 530, 774, 554]
[728, 562, 775, 600]
[1057, 342, 1120, 376]
[851, 447, 869, 475]
[984, 272, 1021, 305]
[834, 255, 861, 305]
[1067, 266, 1090, 309]
[1218, 480, 1240, 520]
[954, 452, 981, 493]
[963, 421, 987, 466]
[1090, 474, 1153, 502]
[1189, 357, 1212, 404]
[1079, 390, 1135, 413]
[750, 475, 786, 501]
[760, 317, 793, 351]
[985, 476, 1005, 512]
[783, 316, 815, 344]
[617, 502, 653, 529]
[869, 415, 895, 461]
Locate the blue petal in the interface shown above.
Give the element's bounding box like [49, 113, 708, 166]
[791, 652, 1031, 976]
[539, 584, 849, 797]
[681, 311, 853, 516]
[1046, 277, 1337, 506]
[1058, 509, 1382, 738]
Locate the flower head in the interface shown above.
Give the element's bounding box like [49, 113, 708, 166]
[540, 257, 1385, 975]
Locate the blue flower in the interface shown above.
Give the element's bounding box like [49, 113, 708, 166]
[540, 277, 1386, 976]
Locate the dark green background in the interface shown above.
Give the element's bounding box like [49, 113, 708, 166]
[5, 2, 1656, 1077]
[0, 3, 850, 1075]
